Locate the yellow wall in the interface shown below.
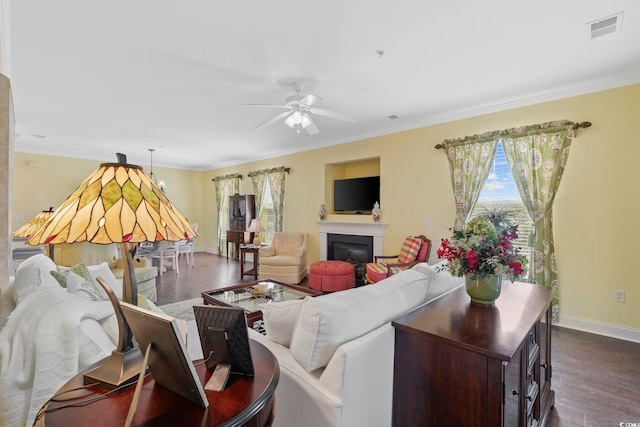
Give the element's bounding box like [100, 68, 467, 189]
[13, 84, 640, 333]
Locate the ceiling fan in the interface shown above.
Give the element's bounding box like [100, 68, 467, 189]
[245, 83, 354, 135]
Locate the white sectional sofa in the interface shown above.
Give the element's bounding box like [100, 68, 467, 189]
[0, 254, 162, 427]
[248, 261, 464, 427]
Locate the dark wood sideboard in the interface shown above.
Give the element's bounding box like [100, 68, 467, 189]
[226, 194, 255, 258]
[392, 281, 554, 427]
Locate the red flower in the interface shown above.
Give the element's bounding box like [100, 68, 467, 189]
[509, 261, 524, 276]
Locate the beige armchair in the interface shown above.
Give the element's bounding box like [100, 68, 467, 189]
[258, 232, 308, 284]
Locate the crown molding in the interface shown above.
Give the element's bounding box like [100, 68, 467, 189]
[206, 74, 640, 171]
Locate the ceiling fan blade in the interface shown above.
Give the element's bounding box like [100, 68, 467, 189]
[305, 120, 319, 135]
[309, 107, 355, 122]
[244, 103, 287, 108]
[255, 111, 292, 129]
[300, 94, 322, 106]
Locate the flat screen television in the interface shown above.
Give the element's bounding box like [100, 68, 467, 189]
[333, 176, 380, 213]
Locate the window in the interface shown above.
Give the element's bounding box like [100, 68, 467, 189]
[470, 142, 533, 279]
[258, 182, 277, 244]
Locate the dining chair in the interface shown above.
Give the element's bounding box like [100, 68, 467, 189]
[177, 223, 198, 267]
[149, 241, 179, 276]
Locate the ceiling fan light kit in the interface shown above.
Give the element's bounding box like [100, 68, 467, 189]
[245, 83, 354, 136]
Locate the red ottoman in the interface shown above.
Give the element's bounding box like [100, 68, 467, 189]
[308, 260, 356, 292]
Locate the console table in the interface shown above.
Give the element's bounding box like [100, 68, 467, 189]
[392, 282, 554, 427]
[39, 340, 279, 427]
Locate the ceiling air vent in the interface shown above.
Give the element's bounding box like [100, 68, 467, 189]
[587, 12, 624, 39]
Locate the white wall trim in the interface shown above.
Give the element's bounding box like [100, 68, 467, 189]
[205, 73, 640, 171]
[195, 247, 219, 255]
[557, 315, 640, 344]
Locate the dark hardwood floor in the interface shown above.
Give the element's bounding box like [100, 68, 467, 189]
[158, 252, 640, 427]
[154, 251, 291, 305]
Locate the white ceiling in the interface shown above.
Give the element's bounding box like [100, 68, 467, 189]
[8, 0, 640, 171]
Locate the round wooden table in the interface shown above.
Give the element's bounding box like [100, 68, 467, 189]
[39, 340, 279, 427]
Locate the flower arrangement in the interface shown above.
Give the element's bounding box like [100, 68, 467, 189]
[436, 217, 528, 282]
[250, 286, 277, 300]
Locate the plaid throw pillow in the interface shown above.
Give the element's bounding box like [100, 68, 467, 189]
[397, 236, 422, 264]
[416, 238, 431, 261]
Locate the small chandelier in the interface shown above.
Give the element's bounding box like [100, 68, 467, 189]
[148, 148, 166, 192]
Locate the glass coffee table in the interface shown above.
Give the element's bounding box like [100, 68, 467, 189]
[201, 279, 322, 330]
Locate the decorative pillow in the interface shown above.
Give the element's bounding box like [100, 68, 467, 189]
[416, 238, 431, 262]
[65, 271, 108, 301]
[289, 269, 433, 372]
[87, 262, 122, 297]
[13, 254, 62, 303]
[397, 236, 422, 264]
[52, 263, 94, 288]
[260, 299, 304, 347]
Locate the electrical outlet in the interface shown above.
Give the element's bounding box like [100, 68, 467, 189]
[424, 219, 431, 228]
[16, 214, 24, 221]
[613, 290, 625, 303]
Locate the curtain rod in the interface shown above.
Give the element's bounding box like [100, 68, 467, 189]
[211, 173, 243, 182]
[434, 121, 592, 150]
[247, 166, 290, 177]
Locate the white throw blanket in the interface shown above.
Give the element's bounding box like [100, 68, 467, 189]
[0, 288, 116, 427]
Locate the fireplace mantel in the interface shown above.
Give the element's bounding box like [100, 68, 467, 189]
[318, 221, 387, 260]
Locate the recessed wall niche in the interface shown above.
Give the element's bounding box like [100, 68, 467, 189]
[324, 157, 380, 215]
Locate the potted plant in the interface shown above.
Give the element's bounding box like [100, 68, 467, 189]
[476, 203, 519, 234]
[436, 217, 528, 304]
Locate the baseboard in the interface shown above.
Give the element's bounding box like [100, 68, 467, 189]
[557, 315, 640, 343]
[193, 247, 220, 255]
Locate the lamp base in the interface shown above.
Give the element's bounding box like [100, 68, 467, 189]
[83, 348, 144, 390]
[253, 236, 261, 246]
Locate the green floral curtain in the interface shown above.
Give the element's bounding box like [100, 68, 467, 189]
[501, 121, 574, 322]
[248, 166, 289, 233]
[212, 174, 240, 254]
[249, 173, 267, 218]
[443, 133, 499, 229]
[267, 169, 287, 232]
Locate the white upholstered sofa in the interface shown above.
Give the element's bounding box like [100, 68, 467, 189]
[248, 261, 464, 427]
[0, 254, 162, 427]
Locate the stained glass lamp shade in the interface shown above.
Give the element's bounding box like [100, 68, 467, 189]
[13, 207, 55, 260]
[27, 153, 197, 387]
[13, 207, 54, 238]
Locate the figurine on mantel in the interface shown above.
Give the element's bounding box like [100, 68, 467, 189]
[319, 203, 327, 221]
[372, 201, 381, 222]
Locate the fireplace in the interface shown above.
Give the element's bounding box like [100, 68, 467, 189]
[318, 222, 386, 256]
[327, 234, 373, 287]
